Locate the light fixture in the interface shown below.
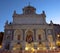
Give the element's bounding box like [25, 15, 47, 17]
[56, 41, 60, 46]
[53, 47, 56, 49]
[32, 48, 35, 51]
[43, 47, 46, 50]
[13, 47, 16, 50]
[25, 47, 29, 50]
[57, 35, 60, 37]
[37, 47, 40, 50]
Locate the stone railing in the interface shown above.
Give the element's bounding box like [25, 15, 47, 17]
[0, 49, 60, 53]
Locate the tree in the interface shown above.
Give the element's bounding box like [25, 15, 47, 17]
[0, 32, 4, 45]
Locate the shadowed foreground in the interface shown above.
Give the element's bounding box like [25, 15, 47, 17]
[0, 49, 60, 53]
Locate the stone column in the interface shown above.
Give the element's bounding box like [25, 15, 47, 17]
[22, 29, 26, 50]
[33, 29, 37, 49]
[10, 30, 14, 50]
[22, 29, 25, 41]
[51, 29, 56, 48]
[33, 29, 36, 42]
[45, 29, 49, 49]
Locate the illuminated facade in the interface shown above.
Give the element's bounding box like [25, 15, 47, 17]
[2, 5, 60, 51]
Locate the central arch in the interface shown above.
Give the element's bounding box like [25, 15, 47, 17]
[26, 30, 33, 43]
[25, 29, 34, 50]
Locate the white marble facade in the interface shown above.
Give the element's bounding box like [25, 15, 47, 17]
[2, 5, 56, 50]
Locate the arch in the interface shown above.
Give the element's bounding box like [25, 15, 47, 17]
[36, 29, 45, 41]
[36, 29, 46, 50]
[25, 30, 34, 43]
[25, 29, 34, 51]
[14, 29, 22, 41]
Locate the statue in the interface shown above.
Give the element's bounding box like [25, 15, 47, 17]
[5, 20, 8, 25]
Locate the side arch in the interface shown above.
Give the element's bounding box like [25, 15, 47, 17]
[36, 29, 45, 41]
[14, 29, 23, 41]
